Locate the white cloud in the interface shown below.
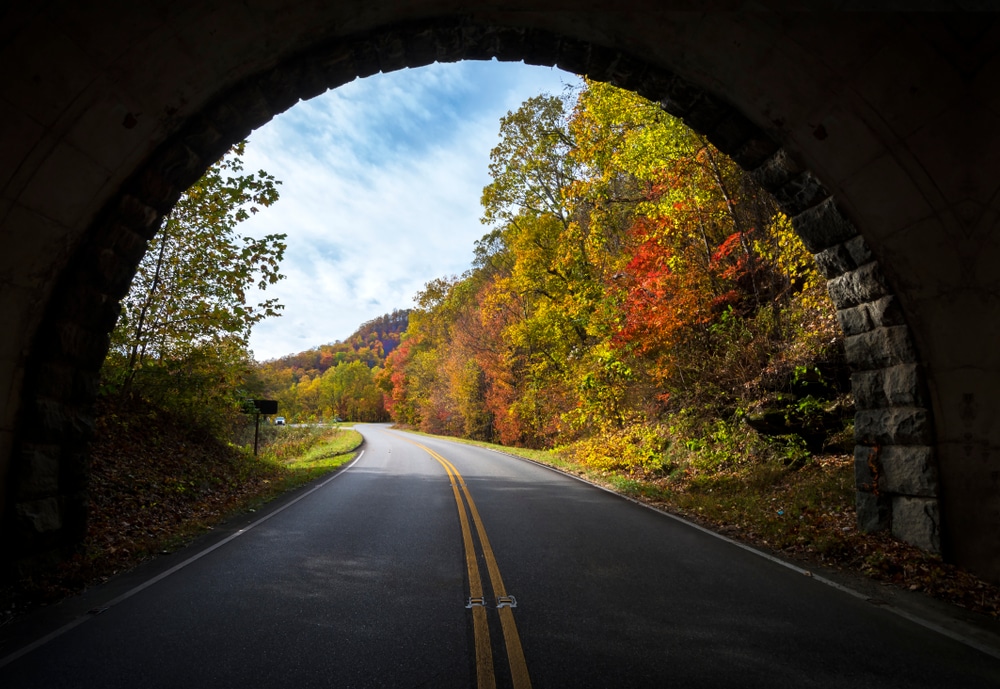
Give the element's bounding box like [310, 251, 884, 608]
[236, 61, 580, 361]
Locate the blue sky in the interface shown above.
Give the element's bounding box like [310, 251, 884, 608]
[238, 60, 581, 361]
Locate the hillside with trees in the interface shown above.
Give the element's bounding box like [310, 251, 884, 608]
[251, 310, 409, 422]
[382, 80, 849, 474]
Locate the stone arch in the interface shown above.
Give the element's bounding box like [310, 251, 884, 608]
[0, 17, 944, 576]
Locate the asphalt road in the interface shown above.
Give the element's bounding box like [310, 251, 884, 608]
[2, 423, 1000, 688]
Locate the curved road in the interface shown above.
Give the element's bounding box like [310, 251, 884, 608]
[2, 424, 999, 688]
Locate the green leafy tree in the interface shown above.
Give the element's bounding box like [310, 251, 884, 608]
[104, 142, 286, 426]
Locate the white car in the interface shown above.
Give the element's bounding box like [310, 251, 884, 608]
[275, 416, 286, 426]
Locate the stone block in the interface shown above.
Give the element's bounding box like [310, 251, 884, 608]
[844, 235, 873, 266]
[836, 302, 875, 336]
[881, 445, 937, 497]
[15, 444, 61, 499]
[373, 31, 409, 74]
[520, 28, 561, 68]
[814, 234, 877, 280]
[856, 490, 891, 532]
[115, 194, 161, 236]
[791, 197, 860, 254]
[844, 325, 917, 370]
[814, 243, 855, 279]
[773, 170, 829, 215]
[892, 495, 941, 553]
[827, 261, 889, 309]
[855, 407, 931, 445]
[15, 497, 62, 534]
[837, 295, 907, 337]
[178, 114, 230, 166]
[751, 148, 803, 193]
[61, 284, 121, 333]
[851, 364, 924, 410]
[221, 83, 275, 136]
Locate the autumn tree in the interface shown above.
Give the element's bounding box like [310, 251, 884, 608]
[383, 80, 832, 473]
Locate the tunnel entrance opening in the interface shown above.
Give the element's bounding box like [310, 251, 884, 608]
[4, 10, 989, 581]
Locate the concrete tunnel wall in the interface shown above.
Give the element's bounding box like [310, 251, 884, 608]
[1, 2, 999, 580]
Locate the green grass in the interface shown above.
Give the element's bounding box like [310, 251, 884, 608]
[247, 426, 364, 500]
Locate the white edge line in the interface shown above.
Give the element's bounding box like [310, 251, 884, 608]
[0, 449, 365, 670]
[477, 444, 1000, 663]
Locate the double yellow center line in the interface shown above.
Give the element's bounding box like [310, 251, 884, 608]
[403, 438, 531, 689]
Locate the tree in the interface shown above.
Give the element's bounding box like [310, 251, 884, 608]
[103, 142, 286, 425]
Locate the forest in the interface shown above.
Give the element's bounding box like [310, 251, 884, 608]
[252, 310, 409, 423]
[377, 79, 847, 474]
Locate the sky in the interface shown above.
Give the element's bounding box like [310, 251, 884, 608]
[238, 60, 581, 361]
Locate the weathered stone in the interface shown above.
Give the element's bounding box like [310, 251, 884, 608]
[751, 148, 803, 193]
[814, 243, 856, 279]
[855, 407, 932, 445]
[373, 31, 409, 74]
[868, 295, 906, 328]
[836, 296, 906, 337]
[851, 364, 924, 410]
[791, 197, 859, 254]
[856, 490, 891, 532]
[179, 114, 231, 165]
[827, 261, 889, 309]
[61, 285, 121, 333]
[836, 302, 875, 336]
[134, 166, 182, 214]
[146, 142, 205, 191]
[892, 496, 941, 553]
[844, 235, 873, 266]
[93, 245, 139, 296]
[881, 445, 937, 497]
[815, 235, 876, 280]
[116, 194, 161, 235]
[844, 325, 918, 371]
[882, 364, 926, 407]
[15, 497, 62, 534]
[772, 170, 829, 215]
[15, 445, 61, 499]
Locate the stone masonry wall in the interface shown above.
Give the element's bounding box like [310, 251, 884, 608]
[1, 20, 941, 576]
